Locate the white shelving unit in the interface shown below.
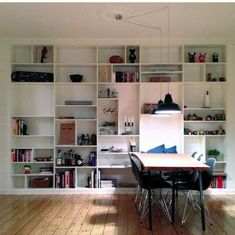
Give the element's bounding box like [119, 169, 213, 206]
[10, 43, 227, 190]
[183, 45, 227, 188]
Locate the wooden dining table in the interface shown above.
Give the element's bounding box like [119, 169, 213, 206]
[132, 152, 209, 231]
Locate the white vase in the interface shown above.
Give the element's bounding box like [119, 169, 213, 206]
[204, 90, 210, 108]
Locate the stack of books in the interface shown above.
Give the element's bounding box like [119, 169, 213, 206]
[100, 179, 117, 188]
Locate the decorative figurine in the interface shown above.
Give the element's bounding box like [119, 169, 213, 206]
[129, 49, 136, 63]
[199, 53, 206, 63]
[212, 52, 219, 62]
[207, 73, 212, 81]
[40, 46, 48, 63]
[188, 52, 196, 62]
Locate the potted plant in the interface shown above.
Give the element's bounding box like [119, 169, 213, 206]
[207, 149, 221, 160]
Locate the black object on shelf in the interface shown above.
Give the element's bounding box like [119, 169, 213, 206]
[11, 71, 54, 82]
[70, 74, 83, 82]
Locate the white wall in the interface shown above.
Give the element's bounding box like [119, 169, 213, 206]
[224, 44, 235, 188]
[0, 42, 11, 191]
[0, 37, 235, 192]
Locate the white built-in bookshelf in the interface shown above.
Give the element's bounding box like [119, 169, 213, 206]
[10, 44, 227, 190]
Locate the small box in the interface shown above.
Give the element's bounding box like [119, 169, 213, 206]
[150, 76, 170, 82]
[30, 177, 50, 188]
[60, 123, 75, 145]
[143, 103, 157, 114]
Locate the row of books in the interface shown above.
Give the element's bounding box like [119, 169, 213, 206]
[55, 170, 75, 188]
[87, 170, 100, 188]
[12, 149, 32, 162]
[51, 169, 119, 188]
[100, 179, 117, 188]
[87, 170, 117, 188]
[211, 176, 227, 188]
[12, 118, 27, 135]
[113, 71, 139, 83]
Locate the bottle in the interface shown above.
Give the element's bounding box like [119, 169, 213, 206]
[77, 155, 83, 166]
[204, 90, 211, 108]
[56, 149, 62, 166]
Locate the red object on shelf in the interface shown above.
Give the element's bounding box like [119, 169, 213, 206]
[217, 176, 223, 188]
[109, 55, 123, 63]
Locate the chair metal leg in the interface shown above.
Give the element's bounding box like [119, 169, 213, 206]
[159, 189, 172, 222]
[180, 191, 213, 227]
[181, 191, 193, 225]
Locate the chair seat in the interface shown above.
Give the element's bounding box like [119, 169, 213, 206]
[166, 171, 198, 183]
[140, 173, 172, 189]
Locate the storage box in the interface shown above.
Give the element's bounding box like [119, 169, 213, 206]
[30, 177, 50, 188]
[60, 123, 75, 145]
[150, 76, 170, 82]
[143, 103, 157, 114]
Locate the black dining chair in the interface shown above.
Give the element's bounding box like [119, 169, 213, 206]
[129, 153, 172, 221]
[176, 158, 216, 225]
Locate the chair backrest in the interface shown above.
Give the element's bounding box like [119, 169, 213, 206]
[197, 154, 203, 161]
[129, 154, 145, 184]
[191, 151, 197, 158]
[128, 153, 138, 180]
[201, 157, 216, 190]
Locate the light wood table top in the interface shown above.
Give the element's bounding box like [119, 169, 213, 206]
[132, 152, 209, 171]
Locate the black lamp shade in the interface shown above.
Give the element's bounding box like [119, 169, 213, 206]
[152, 93, 181, 114]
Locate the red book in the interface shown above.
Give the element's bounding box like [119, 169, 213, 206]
[217, 176, 223, 188]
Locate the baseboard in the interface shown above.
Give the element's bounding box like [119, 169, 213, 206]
[0, 187, 136, 195]
[1, 188, 235, 195]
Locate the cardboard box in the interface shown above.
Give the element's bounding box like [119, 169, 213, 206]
[150, 76, 170, 82]
[31, 177, 50, 188]
[60, 123, 75, 145]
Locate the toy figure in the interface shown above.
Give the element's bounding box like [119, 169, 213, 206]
[40, 46, 48, 63]
[188, 52, 196, 62]
[212, 52, 219, 62]
[199, 53, 206, 63]
[129, 49, 136, 63]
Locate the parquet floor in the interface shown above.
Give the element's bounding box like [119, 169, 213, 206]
[0, 193, 235, 234]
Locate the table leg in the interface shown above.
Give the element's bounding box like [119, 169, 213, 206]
[171, 171, 176, 223]
[148, 170, 152, 230]
[199, 171, 206, 231]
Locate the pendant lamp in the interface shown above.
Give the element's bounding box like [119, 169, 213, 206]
[152, 93, 181, 114]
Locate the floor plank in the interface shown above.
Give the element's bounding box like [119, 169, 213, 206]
[0, 193, 234, 235]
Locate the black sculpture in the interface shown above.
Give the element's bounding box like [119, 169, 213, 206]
[129, 49, 136, 63]
[40, 46, 48, 63]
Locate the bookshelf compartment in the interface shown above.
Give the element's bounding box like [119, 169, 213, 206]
[11, 117, 54, 136]
[55, 106, 97, 120]
[55, 64, 97, 83]
[12, 136, 54, 149]
[12, 176, 26, 189]
[184, 83, 225, 109]
[76, 168, 98, 188]
[205, 63, 226, 82]
[184, 45, 226, 63]
[11, 85, 54, 116]
[55, 46, 97, 64]
[29, 176, 53, 188]
[55, 147, 96, 167]
[55, 168, 75, 188]
[141, 46, 182, 64]
[126, 45, 140, 63]
[55, 84, 97, 106]
[98, 46, 125, 63]
[33, 45, 54, 63]
[184, 63, 205, 82]
[99, 168, 135, 188]
[12, 46, 32, 63]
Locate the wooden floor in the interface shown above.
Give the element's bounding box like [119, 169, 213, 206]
[0, 194, 235, 235]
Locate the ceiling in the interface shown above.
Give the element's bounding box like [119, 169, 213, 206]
[0, 2, 235, 40]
